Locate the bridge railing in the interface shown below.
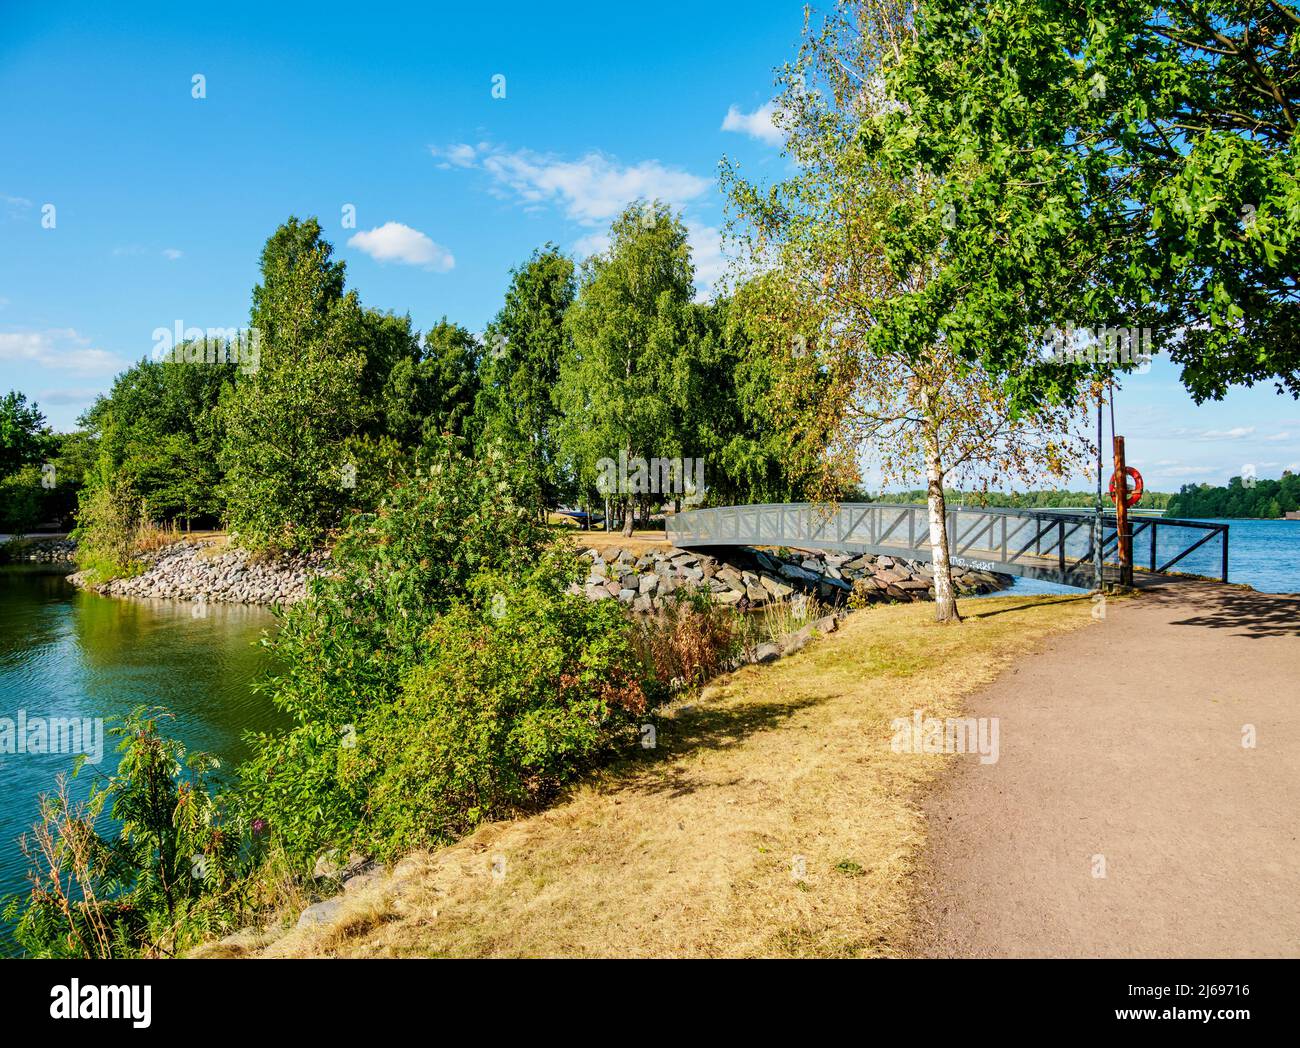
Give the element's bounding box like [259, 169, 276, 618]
[665, 503, 1228, 587]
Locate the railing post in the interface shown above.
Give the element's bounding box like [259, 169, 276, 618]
[1058, 519, 1066, 578]
[1221, 527, 1229, 584]
[1150, 521, 1157, 572]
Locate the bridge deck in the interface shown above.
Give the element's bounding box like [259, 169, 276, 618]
[666, 503, 1229, 589]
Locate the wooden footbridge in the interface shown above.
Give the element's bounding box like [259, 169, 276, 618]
[666, 503, 1229, 588]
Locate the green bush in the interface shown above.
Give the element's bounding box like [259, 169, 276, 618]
[347, 561, 649, 858]
[4, 709, 254, 958]
[71, 479, 145, 583]
[240, 439, 596, 862]
[0, 466, 43, 534]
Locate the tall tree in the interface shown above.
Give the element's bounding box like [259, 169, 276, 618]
[81, 353, 235, 527]
[674, 294, 825, 505]
[220, 217, 373, 551]
[381, 318, 481, 448]
[0, 391, 50, 480]
[899, 0, 1300, 403]
[557, 202, 695, 536]
[724, 0, 1092, 620]
[475, 246, 575, 520]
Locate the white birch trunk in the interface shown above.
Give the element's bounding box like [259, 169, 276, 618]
[925, 447, 961, 623]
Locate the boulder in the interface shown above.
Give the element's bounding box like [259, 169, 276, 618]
[297, 898, 343, 929]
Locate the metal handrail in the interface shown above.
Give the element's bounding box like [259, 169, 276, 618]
[665, 502, 1229, 587]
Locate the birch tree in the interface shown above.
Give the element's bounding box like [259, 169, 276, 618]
[723, 0, 1092, 621]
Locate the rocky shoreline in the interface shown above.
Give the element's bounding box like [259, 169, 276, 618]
[0, 537, 77, 563]
[67, 541, 330, 606]
[570, 544, 1012, 612]
[55, 536, 1012, 611]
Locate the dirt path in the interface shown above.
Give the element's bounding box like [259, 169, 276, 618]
[914, 577, 1300, 958]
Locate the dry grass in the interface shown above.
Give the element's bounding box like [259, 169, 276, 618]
[562, 529, 673, 557]
[199, 591, 1096, 959]
[133, 519, 183, 552]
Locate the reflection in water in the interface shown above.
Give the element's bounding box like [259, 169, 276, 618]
[0, 566, 286, 953]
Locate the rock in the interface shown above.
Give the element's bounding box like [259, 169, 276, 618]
[778, 562, 819, 583]
[780, 625, 813, 655]
[297, 898, 343, 929]
[618, 588, 636, 603]
[638, 574, 658, 595]
[811, 614, 838, 634]
[715, 589, 743, 605]
[760, 574, 793, 598]
[342, 867, 383, 894]
[745, 583, 768, 604]
[752, 642, 781, 664]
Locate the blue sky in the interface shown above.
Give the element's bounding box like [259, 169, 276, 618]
[0, 0, 1295, 493]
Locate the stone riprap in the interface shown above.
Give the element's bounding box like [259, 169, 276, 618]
[68, 541, 329, 606]
[569, 544, 1012, 612]
[1, 537, 76, 563]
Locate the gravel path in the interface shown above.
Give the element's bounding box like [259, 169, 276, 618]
[914, 576, 1300, 958]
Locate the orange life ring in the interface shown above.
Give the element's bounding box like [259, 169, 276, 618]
[1109, 466, 1144, 508]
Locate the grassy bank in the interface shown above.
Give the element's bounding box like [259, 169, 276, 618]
[198, 591, 1096, 959]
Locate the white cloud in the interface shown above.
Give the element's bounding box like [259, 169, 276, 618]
[572, 232, 610, 258]
[4, 195, 33, 220]
[347, 222, 454, 272]
[721, 101, 783, 146]
[1262, 431, 1293, 442]
[1197, 426, 1256, 440]
[162, 248, 183, 260]
[437, 142, 710, 226]
[0, 329, 123, 375]
[431, 143, 480, 169]
[686, 221, 727, 296]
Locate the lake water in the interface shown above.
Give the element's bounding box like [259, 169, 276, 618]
[0, 566, 286, 953]
[997, 517, 1300, 595]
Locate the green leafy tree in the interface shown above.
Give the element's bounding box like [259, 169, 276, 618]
[724, 0, 1092, 621]
[475, 245, 576, 519]
[381, 318, 481, 449]
[899, 0, 1300, 403]
[220, 218, 374, 551]
[0, 391, 51, 480]
[80, 354, 234, 528]
[557, 202, 695, 535]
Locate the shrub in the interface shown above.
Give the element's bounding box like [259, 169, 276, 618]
[348, 560, 648, 858]
[240, 439, 570, 862]
[71, 479, 144, 583]
[630, 589, 743, 691]
[4, 709, 254, 958]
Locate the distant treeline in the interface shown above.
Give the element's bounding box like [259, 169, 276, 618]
[859, 488, 1173, 511]
[1166, 473, 1300, 519]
